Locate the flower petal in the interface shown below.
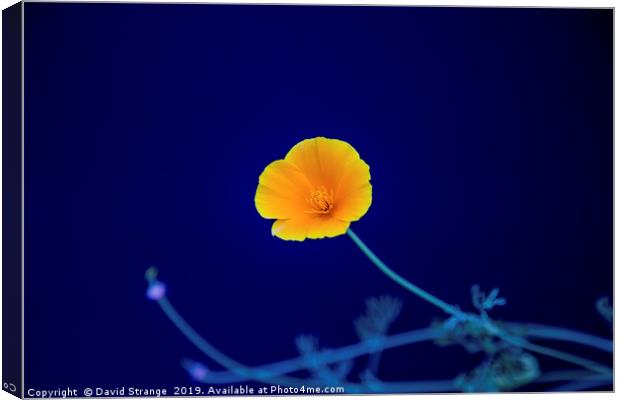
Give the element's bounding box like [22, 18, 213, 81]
[271, 218, 311, 241]
[255, 159, 313, 219]
[306, 216, 350, 239]
[284, 137, 363, 189]
[335, 156, 371, 201]
[271, 215, 350, 241]
[333, 182, 372, 222]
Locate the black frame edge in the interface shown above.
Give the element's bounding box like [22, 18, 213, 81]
[2, 2, 23, 399]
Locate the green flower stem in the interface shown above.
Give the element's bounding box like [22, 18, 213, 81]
[346, 228, 612, 376]
[155, 296, 310, 386]
[347, 229, 462, 316]
[155, 287, 439, 383]
[505, 323, 612, 353]
[153, 291, 461, 392]
[149, 271, 611, 390]
[156, 297, 250, 375]
[508, 339, 611, 376]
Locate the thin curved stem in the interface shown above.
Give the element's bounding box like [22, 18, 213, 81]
[193, 328, 435, 384]
[507, 339, 611, 376]
[149, 222, 615, 388]
[156, 297, 307, 386]
[506, 323, 612, 353]
[346, 228, 612, 376]
[347, 229, 461, 316]
[153, 285, 612, 391]
[157, 297, 251, 374]
[157, 291, 439, 384]
[156, 293, 463, 393]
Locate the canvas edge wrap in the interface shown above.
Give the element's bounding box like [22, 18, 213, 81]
[2, 2, 24, 398]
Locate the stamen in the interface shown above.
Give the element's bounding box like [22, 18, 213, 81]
[306, 185, 335, 214]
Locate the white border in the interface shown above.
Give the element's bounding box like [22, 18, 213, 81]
[19, 1, 23, 398]
[0, 1, 615, 400]
[15, 0, 618, 5]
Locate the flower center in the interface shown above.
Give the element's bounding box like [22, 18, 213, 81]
[306, 186, 334, 214]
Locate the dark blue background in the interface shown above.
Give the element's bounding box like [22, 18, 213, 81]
[24, 4, 612, 392]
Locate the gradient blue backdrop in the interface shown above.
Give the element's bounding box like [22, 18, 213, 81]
[24, 4, 612, 392]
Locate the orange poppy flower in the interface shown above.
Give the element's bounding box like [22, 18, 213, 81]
[255, 137, 372, 241]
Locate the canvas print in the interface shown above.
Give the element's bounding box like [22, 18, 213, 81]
[2, 2, 613, 397]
